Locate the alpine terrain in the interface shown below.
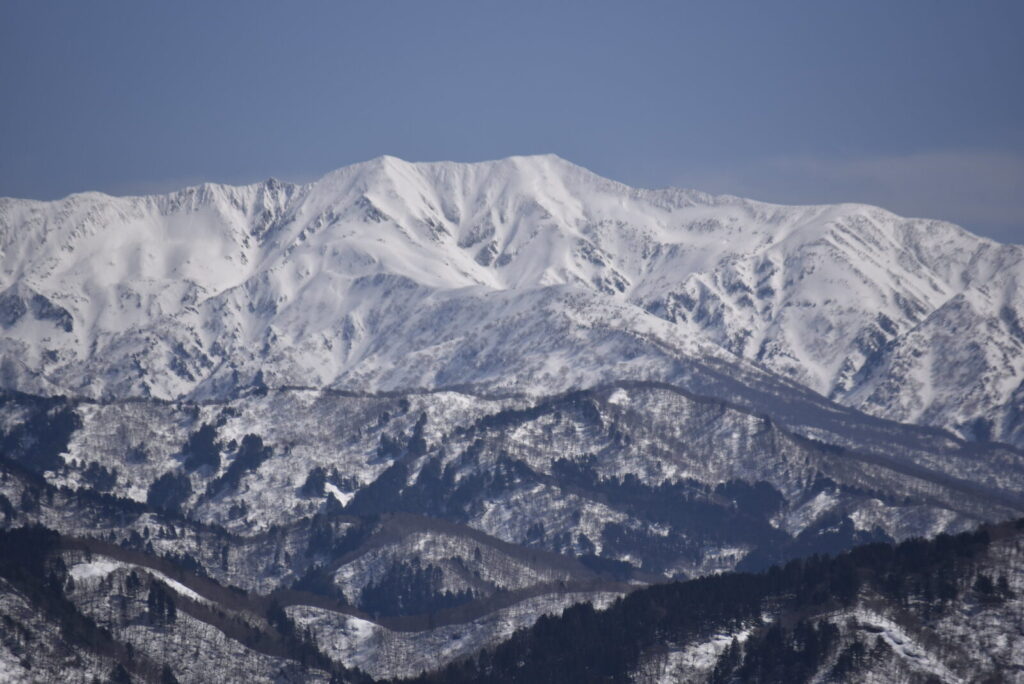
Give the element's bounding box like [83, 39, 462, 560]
[1, 155, 1022, 682]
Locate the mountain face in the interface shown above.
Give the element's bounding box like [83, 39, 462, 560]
[2, 154, 1023, 444]
[2, 156, 1024, 682]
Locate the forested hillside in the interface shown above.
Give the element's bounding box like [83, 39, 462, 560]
[2, 517, 1021, 682]
[399, 520, 1024, 683]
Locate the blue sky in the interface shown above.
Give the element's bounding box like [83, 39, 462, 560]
[2, 1, 1022, 241]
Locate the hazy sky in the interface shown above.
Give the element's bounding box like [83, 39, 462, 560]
[2, 1, 1022, 241]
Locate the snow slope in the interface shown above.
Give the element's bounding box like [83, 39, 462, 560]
[2, 155, 1023, 443]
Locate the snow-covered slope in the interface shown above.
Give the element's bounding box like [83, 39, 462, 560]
[2, 155, 1023, 443]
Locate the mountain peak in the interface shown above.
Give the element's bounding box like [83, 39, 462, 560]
[315, 152, 584, 185]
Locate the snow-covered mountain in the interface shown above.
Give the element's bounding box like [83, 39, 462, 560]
[3, 156, 1024, 681]
[2, 154, 1023, 444]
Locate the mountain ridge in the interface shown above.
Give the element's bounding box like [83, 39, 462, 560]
[2, 155, 1022, 446]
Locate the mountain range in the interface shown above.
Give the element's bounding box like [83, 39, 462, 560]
[3, 154, 1023, 444]
[1, 156, 1023, 682]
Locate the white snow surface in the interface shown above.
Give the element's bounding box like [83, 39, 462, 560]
[323, 482, 354, 507]
[288, 591, 622, 679]
[69, 559, 123, 583]
[2, 154, 1024, 442]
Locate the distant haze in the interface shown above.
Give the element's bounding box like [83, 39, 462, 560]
[1, 1, 1022, 242]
